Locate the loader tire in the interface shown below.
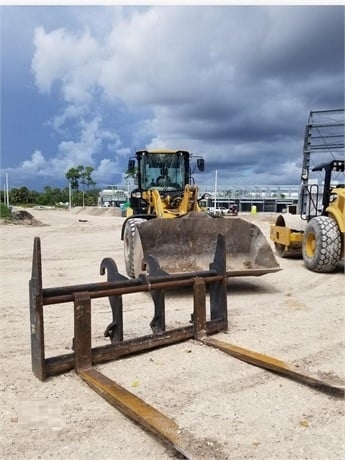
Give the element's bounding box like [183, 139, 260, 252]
[123, 218, 146, 278]
[302, 216, 341, 273]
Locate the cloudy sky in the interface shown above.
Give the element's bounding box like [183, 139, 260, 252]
[1, 4, 344, 191]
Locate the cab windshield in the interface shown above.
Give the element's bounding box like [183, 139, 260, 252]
[140, 152, 185, 191]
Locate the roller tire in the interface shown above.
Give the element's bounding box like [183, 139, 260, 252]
[274, 242, 302, 259]
[274, 242, 294, 258]
[123, 218, 146, 278]
[273, 214, 304, 259]
[302, 216, 341, 273]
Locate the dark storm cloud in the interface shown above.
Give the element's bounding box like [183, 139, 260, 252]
[249, 6, 344, 77]
[1, 5, 344, 189]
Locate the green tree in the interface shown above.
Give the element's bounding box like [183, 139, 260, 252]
[9, 186, 31, 205]
[60, 187, 70, 204]
[29, 189, 40, 204]
[66, 167, 82, 191]
[80, 166, 95, 190]
[79, 166, 95, 206]
[0, 203, 12, 218]
[124, 165, 138, 180]
[66, 165, 96, 207]
[37, 186, 64, 206]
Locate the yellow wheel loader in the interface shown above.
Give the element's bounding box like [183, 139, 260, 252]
[121, 149, 280, 278]
[270, 109, 345, 273]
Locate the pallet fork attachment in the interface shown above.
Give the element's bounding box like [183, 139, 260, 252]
[29, 234, 228, 381]
[202, 338, 344, 397]
[29, 235, 344, 459]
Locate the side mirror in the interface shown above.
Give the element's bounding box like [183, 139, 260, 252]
[197, 158, 205, 172]
[128, 159, 135, 172]
[301, 168, 308, 180]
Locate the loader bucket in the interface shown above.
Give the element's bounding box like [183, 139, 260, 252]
[137, 214, 281, 277]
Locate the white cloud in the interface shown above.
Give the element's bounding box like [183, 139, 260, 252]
[50, 104, 88, 134]
[21, 150, 47, 172]
[93, 158, 120, 184]
[32, 7, 267, 107]
[32, 26, 102, 104]
[8, 115, 122, 187]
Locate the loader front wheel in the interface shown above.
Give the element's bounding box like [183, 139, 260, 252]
[302, 216, 341, 273]
[123, 218, 146, 278]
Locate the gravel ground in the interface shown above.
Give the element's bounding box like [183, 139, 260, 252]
[1, 207, 344, 459]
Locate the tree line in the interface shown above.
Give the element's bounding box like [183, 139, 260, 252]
[1, 165, 99, 207]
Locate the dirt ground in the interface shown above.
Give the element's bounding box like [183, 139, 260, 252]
[0, 207, 344, 460]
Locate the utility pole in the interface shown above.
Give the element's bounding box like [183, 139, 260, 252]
[214, 169, 218, 209]
[69, 180, 72, 211]
[5, 173, 9, 207]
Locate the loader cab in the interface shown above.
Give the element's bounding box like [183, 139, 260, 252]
[127, 149, 205, 215]
[137, 150, 189, 191]
[128, 150, 204, 191]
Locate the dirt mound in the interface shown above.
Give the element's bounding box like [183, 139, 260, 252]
[12, 210, 34, 220]
[0, 209, 47, 227]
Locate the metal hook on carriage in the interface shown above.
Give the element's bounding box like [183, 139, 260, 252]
[100, 257, 127, 343]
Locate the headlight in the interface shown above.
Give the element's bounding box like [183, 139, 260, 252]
[132, 191, 142, 198]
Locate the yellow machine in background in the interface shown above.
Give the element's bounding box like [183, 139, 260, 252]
[121, 149, 280, 278]
[124, 149, 204, 218]
[270, 109, 345, 273]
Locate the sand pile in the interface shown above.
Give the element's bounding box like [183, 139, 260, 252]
[70, 206, 122, 217]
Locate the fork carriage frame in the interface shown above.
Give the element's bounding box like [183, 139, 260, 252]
[29, 234, 228, 382]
